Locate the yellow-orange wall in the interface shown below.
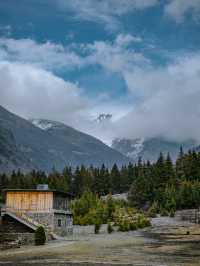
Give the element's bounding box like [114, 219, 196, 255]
[6, 191, 53, 212]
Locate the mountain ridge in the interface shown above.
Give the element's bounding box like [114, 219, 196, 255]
[0, 106, 130, 173]
[112, 137, 197, 162]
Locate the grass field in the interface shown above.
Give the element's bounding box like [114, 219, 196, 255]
[0, 217, 200, 266]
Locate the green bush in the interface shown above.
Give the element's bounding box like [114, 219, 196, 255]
[72, 191, 110, 226]
[94, 221, 101, 234]
[71, 190, 151, 232]
[169, 209, 175, 217]
[35, 226, 46, 246]
[107, 222, 114, 234]
[118, 219, 130, 232]
[160, 208, 169, 217]
[115, 209, 151, 232]
[137, 214, 151, 228]
[106, 194, 116, 220]
[147, 201, 159, 218]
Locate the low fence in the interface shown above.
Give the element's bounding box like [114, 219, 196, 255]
[73, 224, 108, 236]
[175, 209, 200, 223]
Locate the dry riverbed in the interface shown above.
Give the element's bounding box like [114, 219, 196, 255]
[1, 217, 200, 266]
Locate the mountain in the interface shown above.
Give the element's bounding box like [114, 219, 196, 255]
[95, 113, 112, 123]
[0, 106, 130, 173]
[0, 123, 33, 173]
[112, 137, 197, 162]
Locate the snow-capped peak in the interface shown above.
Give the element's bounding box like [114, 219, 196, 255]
[112, 137, 145, 160]
[95, 113, 112, 123]
[127, 138, 144, 158]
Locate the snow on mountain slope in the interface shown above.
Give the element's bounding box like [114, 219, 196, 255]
[30, 119, 63, 131]
[112, 137, 197, 162]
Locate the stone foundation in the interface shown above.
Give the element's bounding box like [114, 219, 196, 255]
[0, 232, 34, 250]
[25, 212, 54, 231]
[54, 213, 73, 236]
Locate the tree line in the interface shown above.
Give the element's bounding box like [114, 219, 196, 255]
[1, 148, 200, 213]
[0, 162, 133, 200]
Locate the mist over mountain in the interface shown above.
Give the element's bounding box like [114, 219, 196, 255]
[112, 137, 197, 162]
[0, 106, 130, 173]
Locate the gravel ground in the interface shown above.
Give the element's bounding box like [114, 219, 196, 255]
[0, 217, 200, 266]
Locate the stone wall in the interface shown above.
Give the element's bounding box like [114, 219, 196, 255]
[0, 215, 35, 250]
[27, 211, 73, 236]
[0, 233, 34, 250]
[25, 212, 54, 231]
[54, 213, 73, 236]
[1, 210, 73, 238]
[73, 224, 107, 236]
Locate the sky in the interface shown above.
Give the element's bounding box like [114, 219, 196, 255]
[0, 0, 200, 144]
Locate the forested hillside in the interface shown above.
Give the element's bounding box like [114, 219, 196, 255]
[1, 148, 200, 214]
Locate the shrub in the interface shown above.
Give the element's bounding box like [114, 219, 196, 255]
[94, 221, 101, 234]
[160, 208, 169, 217]
[114, 208, 151, 232]
[106, 194, 116, 220]
[137, 214, 151, 228]
[118, 219, 130, 232]
[72, 191, 110, 226]
[107, 222, 114, 234]
[169, 209, 175, 217]
[35, 226, 46, 246]
[147, 201, 159, 218]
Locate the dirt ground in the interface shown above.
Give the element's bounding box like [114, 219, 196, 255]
[1, 217, 200, 266]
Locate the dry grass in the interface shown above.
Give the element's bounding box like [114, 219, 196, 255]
[1, 218, 200, 265]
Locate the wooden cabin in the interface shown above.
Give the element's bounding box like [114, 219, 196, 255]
[1, 185, 73, 238]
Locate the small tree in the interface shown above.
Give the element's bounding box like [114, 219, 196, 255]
[107, 222, 113, 234]
[35, 226, 46, 245]
[148, 201, 159, 218]
[94, 220, 101, 234]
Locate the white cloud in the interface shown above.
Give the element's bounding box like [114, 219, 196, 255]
[115, 34, 142, 46]
[83, 34, 148, 73]
[57, 0, 158, 31]
[0, 35, 146, 75]
[1, 35, 200, 145]
[70, 34, 200, 143]
[0, 36, 138, 143]
[0, 38, 83, 70]
[0, 61, 90, 125]
[113, 53, 200, 143]
[165, 0, 200, 23]
[0, 60, 129, 144]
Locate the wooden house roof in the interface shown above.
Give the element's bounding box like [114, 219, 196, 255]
[3, 189, 73, 198]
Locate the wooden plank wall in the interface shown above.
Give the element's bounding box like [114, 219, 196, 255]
[6, 191, 53, 212]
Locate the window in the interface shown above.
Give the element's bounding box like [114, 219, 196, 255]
[58, 219, 62, 227]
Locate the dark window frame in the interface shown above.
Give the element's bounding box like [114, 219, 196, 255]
[58, 219, 62, 227]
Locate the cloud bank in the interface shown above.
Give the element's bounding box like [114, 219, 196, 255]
[1, 34, 200, 144]
[0, 61, 90, 126]
[57, 0, 158, 31]
[0, 38, 82, 70]
[114, 53, 200, 143]
[165, 0, 200, 23]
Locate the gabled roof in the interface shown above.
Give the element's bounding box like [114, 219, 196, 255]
[3, 189, 73, 198]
